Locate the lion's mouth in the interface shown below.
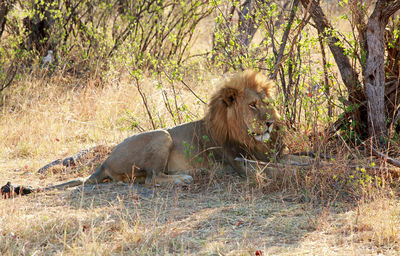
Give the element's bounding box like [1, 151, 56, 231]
[252, 123, 274, 142]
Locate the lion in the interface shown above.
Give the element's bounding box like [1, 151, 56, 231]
[42, 70, 284, 191]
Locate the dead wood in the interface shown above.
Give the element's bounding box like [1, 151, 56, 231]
[370, 146, 400, 168]
[235, 156, 400, 172]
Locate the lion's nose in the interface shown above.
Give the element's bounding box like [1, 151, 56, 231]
[265, 121, 274, 127]
[265, 121, 274, 132]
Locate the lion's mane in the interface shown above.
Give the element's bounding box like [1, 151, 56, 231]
[204, 70, 280, 151]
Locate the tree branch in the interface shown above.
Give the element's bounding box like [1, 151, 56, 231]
[382, 1, 400, 19]
[270, 0, 300, 80]
[300, 0, 362, 99]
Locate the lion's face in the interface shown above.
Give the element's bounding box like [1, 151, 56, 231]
[206, 70, 282, 157]
[241, 88, 277, 144]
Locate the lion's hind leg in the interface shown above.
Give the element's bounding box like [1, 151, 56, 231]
[151, 173, 193, 186]
[99, 129, 194, 186]
[43, 163, 110, 191]
[43, 177, 86, 191]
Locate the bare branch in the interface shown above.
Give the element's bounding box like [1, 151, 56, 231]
[235, 157, 400, 171]
[163, 71, 207, 105]
[370, 146, 400, 168]
[133, 76, 156, 130]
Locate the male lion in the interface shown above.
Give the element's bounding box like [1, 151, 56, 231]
[44, 70, 284, 191]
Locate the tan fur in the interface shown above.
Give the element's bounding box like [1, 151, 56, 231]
[43, 70, 284, 190]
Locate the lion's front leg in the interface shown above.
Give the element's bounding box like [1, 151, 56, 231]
[230, 159, 247, 177]
[223, 148, 247, 177]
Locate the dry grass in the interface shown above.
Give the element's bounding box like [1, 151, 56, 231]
[1, 71, 400, 255]
[1, 173, 399, 255]
[349, 198, 400, 247]
[0, 70, 210, 177]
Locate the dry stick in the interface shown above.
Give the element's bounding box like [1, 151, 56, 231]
[162, 90, 177, 125]
[235, 157, 400, 172]
[170, 80, 182, 123]
[320, 119, 358, 160]
[369, 146, 400, 168]
[180, 79, 207, 105]
[133, 76, 156, 130]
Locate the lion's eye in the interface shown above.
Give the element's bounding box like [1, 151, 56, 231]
[249, 102, 257, 110]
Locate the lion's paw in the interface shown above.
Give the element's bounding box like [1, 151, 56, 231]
[174, 174, 193, 185]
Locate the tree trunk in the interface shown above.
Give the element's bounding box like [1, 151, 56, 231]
[300, 0, 362, 96]
[363, 0, 400, 139]
[363, 2, 387, 138]
[0, 0, 13, 39]
[300, 0, 366, 138]
[302, 0, 400, 142]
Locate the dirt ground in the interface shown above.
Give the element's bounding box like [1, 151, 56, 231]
[1, 151, 399, 255]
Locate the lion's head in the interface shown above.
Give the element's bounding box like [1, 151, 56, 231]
[205, 70, 284, 160]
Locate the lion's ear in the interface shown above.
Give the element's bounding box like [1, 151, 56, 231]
[221, 87, 239, 107]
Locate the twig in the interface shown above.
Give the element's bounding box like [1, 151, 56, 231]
[0, 63, 17, 92]
[179, 79, 207, 105]
[235, 157, 311, 167]
[162, 90, 177, 125]
[270, 0, 301, 80]
[163, 71, 207, 105]
[133, 76, 156, 130]
[170, 80, 182, 123]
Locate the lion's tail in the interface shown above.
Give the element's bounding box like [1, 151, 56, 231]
[41, 164, 109, 192]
